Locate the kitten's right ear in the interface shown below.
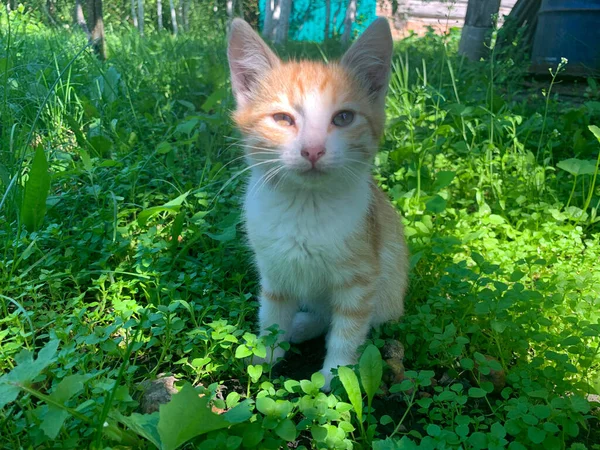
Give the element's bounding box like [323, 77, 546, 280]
[228, 19, 280, 108]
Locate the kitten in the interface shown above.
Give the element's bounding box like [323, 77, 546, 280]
[227, 17, 408, 390]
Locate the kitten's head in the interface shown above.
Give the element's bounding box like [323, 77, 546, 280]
[228, 18, 393, 189]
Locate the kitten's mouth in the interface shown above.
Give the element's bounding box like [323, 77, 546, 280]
[299, 165, 327, 175]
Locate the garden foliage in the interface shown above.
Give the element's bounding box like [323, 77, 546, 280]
[0, 7, 599, 449]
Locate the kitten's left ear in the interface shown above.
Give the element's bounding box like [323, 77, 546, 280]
[341, 18, 393, 103]
[228, 19, 280, 108]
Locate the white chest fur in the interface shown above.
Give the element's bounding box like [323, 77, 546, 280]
[244, 172, 371, 299]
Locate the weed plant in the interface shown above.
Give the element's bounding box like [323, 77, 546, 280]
[1, 8, 599, 450]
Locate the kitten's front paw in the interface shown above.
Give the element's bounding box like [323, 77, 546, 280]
[320, 368, 334, 392]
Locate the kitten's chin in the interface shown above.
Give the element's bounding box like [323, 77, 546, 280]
[280, 166, 349, 190]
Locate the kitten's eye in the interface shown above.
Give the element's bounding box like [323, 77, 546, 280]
[273, 113, 295, 127]
[332, 110, 355, 127]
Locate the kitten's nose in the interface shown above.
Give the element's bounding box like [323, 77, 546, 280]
[301, 146, 326, 165]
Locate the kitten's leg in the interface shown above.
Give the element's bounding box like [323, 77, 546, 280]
[256, 287, 298, 364]
[320, 284, 374, 391]
[289, 310, 330, 344]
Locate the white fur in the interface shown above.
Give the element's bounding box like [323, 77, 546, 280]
[245, 165, 374, 388]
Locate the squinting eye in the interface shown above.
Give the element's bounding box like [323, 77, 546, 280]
[332, 110, 355, 127]
[273, 113, 294, 127]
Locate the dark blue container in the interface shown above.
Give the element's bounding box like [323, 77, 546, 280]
[531, 0, 600, 76]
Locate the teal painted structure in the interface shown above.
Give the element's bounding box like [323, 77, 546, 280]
[258, 0, 377, 42]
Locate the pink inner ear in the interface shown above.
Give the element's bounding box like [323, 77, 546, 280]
[228, 20, 280, 108]
[340, 19, 392, 100]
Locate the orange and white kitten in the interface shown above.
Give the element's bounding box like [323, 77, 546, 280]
[228, 18, 408, 390]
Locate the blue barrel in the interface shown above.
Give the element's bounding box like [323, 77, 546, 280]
[531, 0, 600, 76]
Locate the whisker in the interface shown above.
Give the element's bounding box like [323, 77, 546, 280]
[248, 164, 284, 197]
[210, 159, 280, 205]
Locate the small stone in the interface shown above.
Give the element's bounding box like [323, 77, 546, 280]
[138, 374, 179, 414]
[382, 340, 405, 361]
[385, 358, 405, 384]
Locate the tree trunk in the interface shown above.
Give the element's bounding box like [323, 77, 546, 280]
[169, 0, 178, 35]
[45, 0, 57, 26]
[182, 0, 189, 32]
[157, 0, 163, 31]
[324, 0, 331, 40]
[341, 0, 356, 44]
[274, 0, 290, 44]
[459, 0, 501, 60]
[227, 0, 235, 23]
[90, 0, 106, 60]
[263, 0, 275, 39]
[74, 0, 90, 36]
[130, 0, 138, 28]
[137, 0, 144, 36]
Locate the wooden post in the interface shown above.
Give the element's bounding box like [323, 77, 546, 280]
[459, 0, 501, 60]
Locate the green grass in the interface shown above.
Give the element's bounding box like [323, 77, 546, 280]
[1, 8, 599, 450]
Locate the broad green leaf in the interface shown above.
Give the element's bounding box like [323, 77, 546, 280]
[468, 387, 487, 398]
[223, 399, 253, 424]
[234, 345, 252, 359]
[20, 146, 51, 232]
[40, 408, 69, 440]
[242, 420, 264, 447]
[255, 396, 277, 416]
[337, 366, 362, 420]
[204, 213, 241, 243]
[40, 374, 91, 439]
[0, 383, 20, 411]
[490, 422, 506, 439]
[175, 118, 199, 136]
[79, 149, 93, 172]
[156, 142, 172, 155]
[284, 379, 300, 393]
[425, 195, 447, 213]
[527, 388, 548, 400]
[274, 418, 296, 441]
[468, 431, 488, 449]
[247, 364, 263, 383]
[426, 424, 441, 437]
[531, 404, 551, 420]
[433, 170, 456, 191]
[311, 424, 328, 442]
[310, 372, 325, 389]
[589, 125, 600, 142]
[0, 339, 59, 408]
[527, 426, 546, 444]
[112, 411, 162, 448]
[157, 383, 229, 450]
[88, 135, 113, 157]
[557, 158, 597, 176]
[358, 344, 382, 407]
[138, 191, 189, 227]
[201, 87, 227, 113]
[379, 415, 393, 425]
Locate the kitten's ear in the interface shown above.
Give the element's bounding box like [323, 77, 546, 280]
[341, 18, 393, 103]
[228, 19, 280, 108]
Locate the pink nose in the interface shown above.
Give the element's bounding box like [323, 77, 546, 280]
[301, 146, 326, 164]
